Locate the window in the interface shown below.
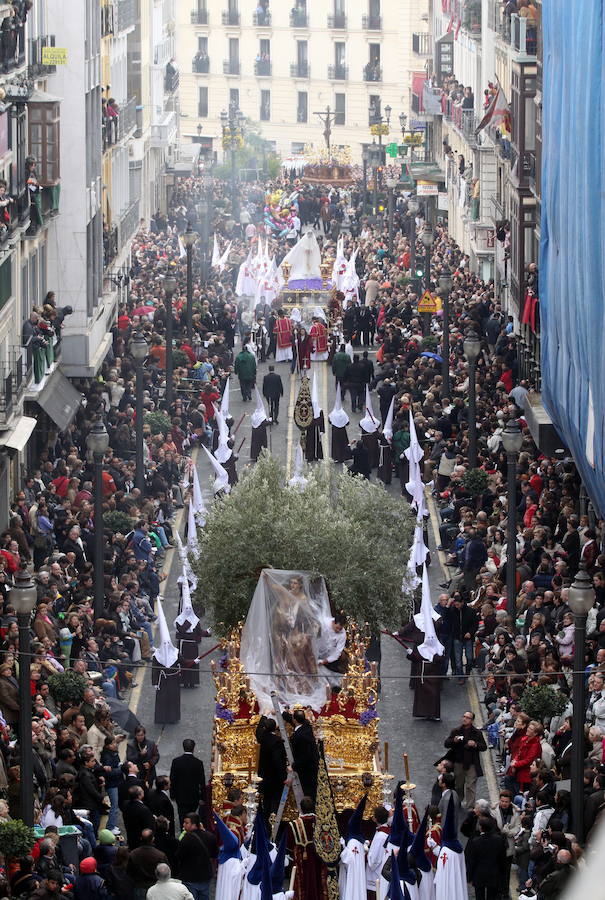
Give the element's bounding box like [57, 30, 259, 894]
[291, 142, 305, 154]
[198, 86, 208, 117]
[198, 36, 208, 53]
[334, 93, 345, 125]
[229, 88, 240, 109]
[28, 99, 61, 185]
[369, 0, 380, 16]
[0, 258, 11, 310]
[259, 38, 270, 57]
[229, 37, 239, 65]
[297, 40, 307, 67]
[29, 252, 37, 314]
[297, 91, 308, 123]
[334, 41, 345, 67]
[369, 43, 380, 65]
[369, 94, 381, 124]
[334, 0, 345, 14]
[260, 89, 270, 121]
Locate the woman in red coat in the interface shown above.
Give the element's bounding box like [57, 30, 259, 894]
[508, 720, 543, 789]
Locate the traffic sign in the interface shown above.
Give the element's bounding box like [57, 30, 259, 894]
[417, 290, 438, 314]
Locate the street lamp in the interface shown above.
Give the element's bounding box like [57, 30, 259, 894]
[438, 266, 453, 398]
[11, 564, 37, 827]
[463, 330, 481, 468]
[362, 146, 370, 212]
[163, 273, 178, 411]
[87, 421, 109, 621]
[180, 225, 198, 345]
[567, 564, 596, 841]
[406, 198, 418, 273]
[130, 331, 149, 493]
[420, 224, 434, 335]
[221, 104, 244, 222]
[368, 139, 381, 217]
[385, 176, 398, 256]
[198, 173, 213, 288]
[501, 418, 523, 623]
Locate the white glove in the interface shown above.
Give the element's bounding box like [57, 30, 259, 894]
[427, 837, 437, 849]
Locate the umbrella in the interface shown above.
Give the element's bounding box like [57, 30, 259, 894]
[104, 696, 141, 736]
[420, 351, 443, 363]
[132, 304, 156, 317]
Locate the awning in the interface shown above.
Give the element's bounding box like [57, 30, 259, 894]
[36, 370, 82, 431]
[0, 416, 37, 452]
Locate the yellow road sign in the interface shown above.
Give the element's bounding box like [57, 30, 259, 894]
[417, 290, 438, 314]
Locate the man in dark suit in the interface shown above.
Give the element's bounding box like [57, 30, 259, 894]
[169, 738, 206, 827]
[443, 711, 488, 809]
[465, 817, 507, 900]
[147, 775, 175, 836]
[118, 762, 145, 811]
[283, 709, 319, 801]
[262, 365, 284, 424]
[255, 715, 288, 818]
[122, 786, 156, 849]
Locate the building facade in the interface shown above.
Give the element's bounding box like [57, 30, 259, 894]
[177, 0, 427, 163]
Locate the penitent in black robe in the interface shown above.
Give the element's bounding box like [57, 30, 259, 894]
[409, 646, 443, 719]
[305, 412, 325, 462]
[377, 436, 393, 485]
[151, 661, 181, 725]
[175, 621, 203, 687]
[330, 425, 351, 463]
[361, 427, 380, 469]
[250, 422, 268, 462]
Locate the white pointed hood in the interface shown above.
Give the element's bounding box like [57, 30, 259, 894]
[153, 596, 179, 668]
[213, 403, 231, 463]
[313, 306, 327, 322]
[191, 466, 207, 526]
[187, 499, 200, 557]
[382, 396, 395, 443]
[311, 371, 321, 419]
[211, 233, 221, 267]
[175, 532, 197, 591]
[202, 445, 230, 495]
[414, 565, 445, 662]
[218, 240, 232, 273]
[405, 409, 424, 464]
[221, 378, 231, 421]
[175, 568, 200, 630]
[359, 386, 379, 434]
[328, 383, 349, 429]
[288, 444, 308, 491]
[236, 246, 254, 296]
[251, 386, 268, 429]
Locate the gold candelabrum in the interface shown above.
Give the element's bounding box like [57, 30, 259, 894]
[280, 260, 291, 285]
[319, 259, 333, 288]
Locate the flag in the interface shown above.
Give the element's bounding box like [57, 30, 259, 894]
[475, 80, 512, 135]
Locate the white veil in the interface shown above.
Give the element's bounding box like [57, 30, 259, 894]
[240, 568, 333, 712]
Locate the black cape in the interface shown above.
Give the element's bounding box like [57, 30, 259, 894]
[250, 422, 268, 461]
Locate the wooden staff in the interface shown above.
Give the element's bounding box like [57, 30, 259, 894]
[384, 741, 389, 773]
[232, 413, 246, 436]
[237, 437, 246, 453]
[403, 753, 411, 785]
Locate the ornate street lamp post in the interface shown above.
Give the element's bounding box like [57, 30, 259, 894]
[87, 420, 110, 621]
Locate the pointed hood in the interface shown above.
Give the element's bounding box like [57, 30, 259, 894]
[221, 378, 231, 422]
[211, 233, 220, 267]
[214, 813, 242, 863]
[313, 305, 327, 322]
[390, 786, 413, 850]
[251, 387, 269, 429]
[397, 843, 417, 886]
[382, 396, 395, 443]
[329, 382, 349, 429]
[218, 240, 232, 273]
[202, 445, 230, 495]
[153, 596, 179, 668]
[187, 500, 200, 557]
[288, 444, 308, 491]
[311, 371, 322, 419]
[387, 851, 406, 900]
[191, 466, 207, 525]
[404, 522, 428, 591]
[236, 246, 254, 297]
[405, 409, 424, 464]
[409, 809, 432, 873]
[360, 386, 379, 434]
[213, 404, 232, 464]
[247, 804, 271, 885]
[441, 794, 462, 853]
[270, 833, 287, 893]
[413, 564, 445, 662]
[174, 568, 200, 630]
[346, 794, 367, 844]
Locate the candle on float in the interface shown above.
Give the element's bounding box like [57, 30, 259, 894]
[384, 741, 389, 772]
[247, 758, 252, 781]
[403, 753, 411, 785]
[370, 661, 377, 676]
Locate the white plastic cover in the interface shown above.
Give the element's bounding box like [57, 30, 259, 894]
[240, 568, 333, 712]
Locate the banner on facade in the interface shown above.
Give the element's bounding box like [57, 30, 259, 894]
[417, 180, 439, 197]
[42, 47, 68, 65]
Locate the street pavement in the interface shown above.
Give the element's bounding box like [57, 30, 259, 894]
[132, 348, 490, 814]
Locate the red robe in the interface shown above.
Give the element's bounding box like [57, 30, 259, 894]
[286, 814, 328, 900]
[310, 322, 328, 354]
[297, 332, 312, 369]
[274, 316, 293, 349]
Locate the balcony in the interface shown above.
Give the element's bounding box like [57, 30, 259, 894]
[150, 110, 177, 148]
[290, 62, 309, 78]
[115, 0, 137, 32]
[192, 55, 210, 74]
[165, 67, 179, 93]
[0, 20, 25, 75]
[104, 223, 118, 268]
[254, 59, 271, 76]
[290, 9, 308, 27]
[327, 13, 347, 28]
[412, 32, 431, 55]
[363, 63, 382, 82]
[222, 10, 240, 26]
[28, 36, 57, 79]
[0, 364, 14, 427]
[190, 7, 209, 24]
[328, 64, 348, 81]
[117, 97, 137, 140]
[362, 15, 381, 30]
[446, 103, 478, 145]
[253, 10, 271, 26]
[13, 341, 32, 401]
[510, 13, 537, 56]
[461, 0, 481, 37]
[118, 198, 140, 248]
[223, 60, 240, 75]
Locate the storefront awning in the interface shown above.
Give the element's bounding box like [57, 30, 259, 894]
[0, 416, 37, 452]
[36, 370, 82, 431]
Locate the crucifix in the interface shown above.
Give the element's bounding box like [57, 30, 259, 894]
[314, 105, 337, 154]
